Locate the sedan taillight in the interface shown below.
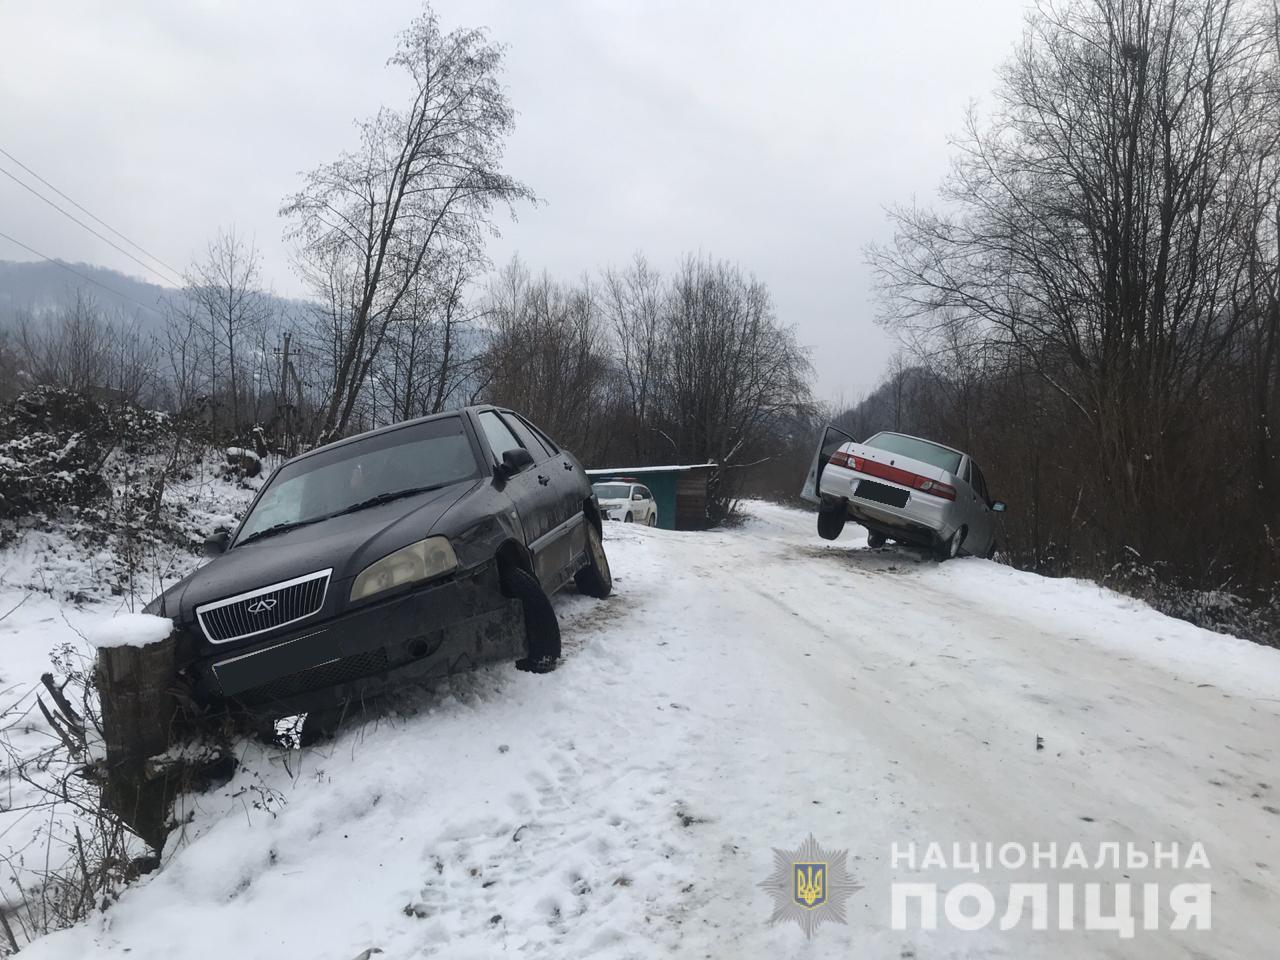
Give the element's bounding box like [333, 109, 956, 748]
[913, 477, 956, 501]
[828, 450, 864, 470]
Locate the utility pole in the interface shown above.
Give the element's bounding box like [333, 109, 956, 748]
[279, 332, 292, 457]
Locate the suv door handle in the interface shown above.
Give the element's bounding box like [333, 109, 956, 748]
[537, 474, 550, 486]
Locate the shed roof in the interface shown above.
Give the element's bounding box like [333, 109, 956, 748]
[586, 463, 717, 476]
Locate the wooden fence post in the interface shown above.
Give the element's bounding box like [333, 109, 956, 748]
[94, 632, 179, 853]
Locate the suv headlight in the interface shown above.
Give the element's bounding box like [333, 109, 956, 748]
[350, 536, 458, 602]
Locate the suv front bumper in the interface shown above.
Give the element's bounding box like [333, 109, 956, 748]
[188, 562, 524, 716]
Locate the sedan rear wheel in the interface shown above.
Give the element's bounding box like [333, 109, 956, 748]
[502, 564, 561, 673]
[866, 531, 887, 549]
[574, 521, 613, 599]
[817, 500, 847, 541]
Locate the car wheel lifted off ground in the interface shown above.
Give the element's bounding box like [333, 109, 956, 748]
[574, 520, 613, 599]
[817, 500, 846, 541]
[501, 564, 561, 673]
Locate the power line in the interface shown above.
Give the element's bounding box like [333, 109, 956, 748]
[0, 163, 184, 289]
[0, 228, 168, 319]
[0, 145, 186, 283]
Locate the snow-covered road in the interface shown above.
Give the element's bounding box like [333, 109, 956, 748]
[19, 502, 1280, 959]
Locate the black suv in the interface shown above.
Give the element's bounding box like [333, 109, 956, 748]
[146, 406, 612, 717]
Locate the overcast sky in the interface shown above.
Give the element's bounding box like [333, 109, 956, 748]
[0, 0, 1029, 401]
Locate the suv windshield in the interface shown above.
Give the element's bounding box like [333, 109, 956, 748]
[865, 432, 963, 474]
[592, 483, 631, 500]
[235, 417, 480, 544]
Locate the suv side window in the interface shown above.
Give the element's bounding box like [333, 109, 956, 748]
[637, 485, 652, 499]
[477, 411, 526, 466]
[502, 413, 553, 461]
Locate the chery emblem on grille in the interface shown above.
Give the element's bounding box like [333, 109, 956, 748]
[246, 598, 278, 615]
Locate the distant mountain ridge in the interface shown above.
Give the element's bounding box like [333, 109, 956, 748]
[0, 260, 305, 334]
[0, 259, 174, 325]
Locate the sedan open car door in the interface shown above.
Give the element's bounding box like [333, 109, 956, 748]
[801, 425, 855, 504]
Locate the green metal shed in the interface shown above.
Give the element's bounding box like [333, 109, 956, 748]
[586, 463, 718, 531]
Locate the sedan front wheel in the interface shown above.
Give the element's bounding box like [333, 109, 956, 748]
[502, 565, 561, 673]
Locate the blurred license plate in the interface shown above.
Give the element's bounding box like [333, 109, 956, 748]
[855, 479, 909, 508]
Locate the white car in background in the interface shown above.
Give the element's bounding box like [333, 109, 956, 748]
[593, 480, 658, 525]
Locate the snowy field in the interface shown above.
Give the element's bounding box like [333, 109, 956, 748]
[4, 500, 1279, 958]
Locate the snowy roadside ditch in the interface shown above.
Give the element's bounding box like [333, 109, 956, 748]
[0, 438, 264, 955]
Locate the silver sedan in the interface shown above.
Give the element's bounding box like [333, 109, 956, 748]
[801, 427, 1006, 559]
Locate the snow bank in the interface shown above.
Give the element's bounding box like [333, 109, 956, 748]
[83, 613, 173, 650]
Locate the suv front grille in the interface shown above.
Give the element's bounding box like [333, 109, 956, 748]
[196, 569, 331, 644]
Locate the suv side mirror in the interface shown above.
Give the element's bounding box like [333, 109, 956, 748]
[204, 529, 230, 557]
[632, 492, 644, 501]
[497, 447, 534, 479]
[992, 501, 1007, 513]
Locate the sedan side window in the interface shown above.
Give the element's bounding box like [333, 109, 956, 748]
[477, 411, 526, 468]
[516, 415, 561, 456]
[503, 413, 553, 461]
[972, 463, 990, 504]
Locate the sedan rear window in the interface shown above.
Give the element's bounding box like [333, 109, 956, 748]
[864, 432, 963, 474]
[236, 417, 480, 543]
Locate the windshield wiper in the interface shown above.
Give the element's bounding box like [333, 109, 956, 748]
[329, 483, 451, 519]
[234, 517, 323, 548]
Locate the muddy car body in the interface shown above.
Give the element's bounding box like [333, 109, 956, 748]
[146, 406, 611, 716]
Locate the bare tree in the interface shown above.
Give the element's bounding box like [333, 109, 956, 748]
[481, 260, 617, 459]
[282, 5, 532, 441]
[171, 228, 275, 436]
[13, 291, 158, 404]
[661, 256, 812, 472]
[602, 255, 665, 461]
